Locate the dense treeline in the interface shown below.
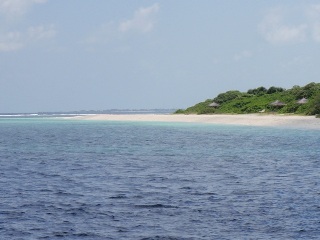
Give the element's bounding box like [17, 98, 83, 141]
[175, 82, 320, 116]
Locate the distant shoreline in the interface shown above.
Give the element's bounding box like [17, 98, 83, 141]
[69, 114, 320, 129]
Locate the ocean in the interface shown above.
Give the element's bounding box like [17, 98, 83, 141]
[0, 117, 319, 239]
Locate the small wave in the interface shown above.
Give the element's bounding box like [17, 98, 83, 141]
[72, 232, 101, 237]
[191, 191, 217, 196]
[208, 195, 227, 202]
[47, 231, 102, 238]
[0, 210, 26, 217]
[55, 190, 73, 196]
[0, 113, 40, 117]
[140, 236, 194, 240]
[109, 194, 127, 199]
[134, 204, 178, 209]
[0, 114, 25, 117]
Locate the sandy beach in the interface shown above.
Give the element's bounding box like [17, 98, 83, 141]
[70, 114, 320, 129]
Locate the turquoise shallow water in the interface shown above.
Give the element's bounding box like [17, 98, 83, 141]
[0, 118, 320, 239]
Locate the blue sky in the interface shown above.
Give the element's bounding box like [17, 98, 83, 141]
[1, 0, 320, 112]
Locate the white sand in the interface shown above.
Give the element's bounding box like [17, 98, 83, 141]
[69, 114, 320, 129]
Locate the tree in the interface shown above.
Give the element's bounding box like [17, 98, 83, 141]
[213, 90, 243, 104]
[267, 86, 285, 94]
[302, 82, 320, 98]
[247, 86, 267, 95]
[310, 93, 320, 115]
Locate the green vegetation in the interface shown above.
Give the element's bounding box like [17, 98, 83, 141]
[175, 82, 320, 115]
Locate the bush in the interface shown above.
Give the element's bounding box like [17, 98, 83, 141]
[302, 82, 320, 98]
[175, 82, 320, 115]
[174, 109, 185, 114]
[198, 108, 216, 114]
[214, 90, 243, 104]
[267, 86, 285, 94]
[247, 86, 267, 95]
[244, 105, 266, 113]
[309, 93, 320, 115]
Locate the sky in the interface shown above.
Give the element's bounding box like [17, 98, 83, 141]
[1, 0, 320, 113]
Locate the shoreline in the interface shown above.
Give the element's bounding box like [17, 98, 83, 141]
[69, 114, 320, 129]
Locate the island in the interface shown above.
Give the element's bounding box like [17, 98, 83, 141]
[175, 82, 320, 117]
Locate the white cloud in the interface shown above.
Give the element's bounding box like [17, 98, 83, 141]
[119, 3, 159, 33]
[28, 25, 56, 40]
[259, 9, 307, 44]
[0, 0, 47, 19]
[0, 0, 55, 52]
[233, 50, 252, 61]
[0, 31, 23, 51]
[84, 4, 160, 48]
[306, 4, 320, 19]
[259, 5, 320, 44]
[0, 25, 56, 52]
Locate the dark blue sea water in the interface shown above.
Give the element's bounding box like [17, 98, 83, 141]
[0, 118, 320, 239]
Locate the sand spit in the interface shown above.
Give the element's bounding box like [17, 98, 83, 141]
[69, 114, 320, 129]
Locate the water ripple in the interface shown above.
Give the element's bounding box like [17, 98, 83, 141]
[0, 120, 319, 239]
